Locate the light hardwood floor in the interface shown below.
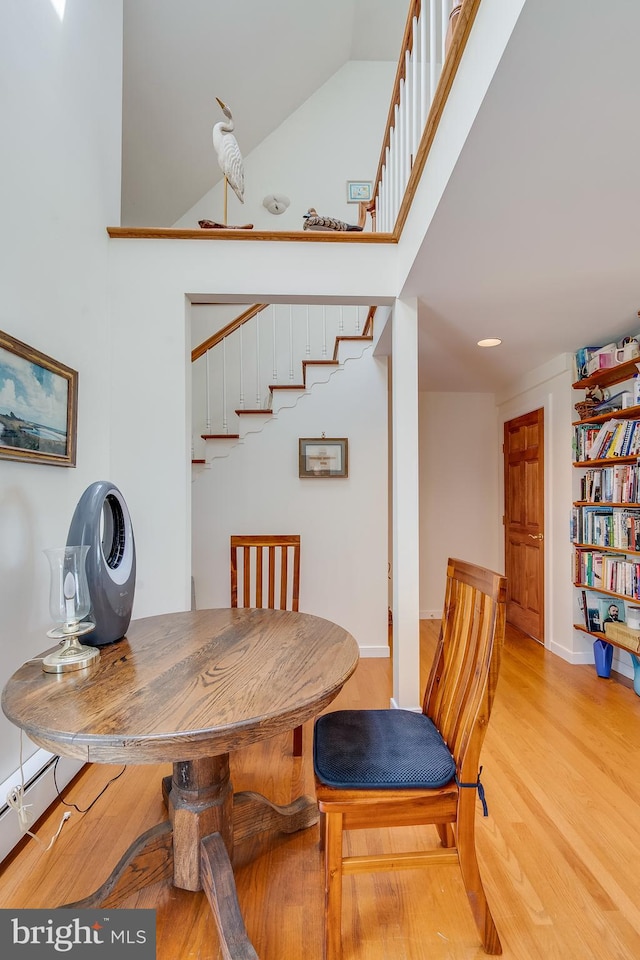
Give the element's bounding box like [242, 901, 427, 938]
[1, 622, 639, 959]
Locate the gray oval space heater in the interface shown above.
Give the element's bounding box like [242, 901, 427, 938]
[67, 481, 136, 646]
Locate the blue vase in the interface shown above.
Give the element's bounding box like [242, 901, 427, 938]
[631, 654, 640, 696]
[593, 639, 613, 678]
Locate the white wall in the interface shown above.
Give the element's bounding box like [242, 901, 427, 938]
[191, 344, 389, 656]
[0, 0, 123, 845]
[418, 391, 501, 616]
[174, 61, 395, 232]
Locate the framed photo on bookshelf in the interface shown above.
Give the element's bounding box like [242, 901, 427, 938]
[598, 597, 625, 625]
[586, 596, 626, 633]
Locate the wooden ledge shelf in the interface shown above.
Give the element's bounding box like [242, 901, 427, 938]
[574, 623, 640, 656]
[107, 227, 395, 243]
[574, 543, 640, 556]
[574, 457, 639, 467]
[234, 409, 271, 416]
[201, 434, 240, 440]
[573, 403, 640, 426]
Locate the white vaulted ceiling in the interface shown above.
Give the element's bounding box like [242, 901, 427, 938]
[121, 0, 408, 227]
[121, 0, 640, 392]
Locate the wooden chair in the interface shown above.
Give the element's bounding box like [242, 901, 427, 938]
[313, 558, 507, 959]
[230, 535, 303, 755]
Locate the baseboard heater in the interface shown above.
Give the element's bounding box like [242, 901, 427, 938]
[0, 749, 84, 864]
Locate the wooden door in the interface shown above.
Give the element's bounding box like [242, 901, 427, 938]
[504, 409, 545, 642]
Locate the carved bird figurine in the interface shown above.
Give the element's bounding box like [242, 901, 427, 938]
[212, 97, 244, 219]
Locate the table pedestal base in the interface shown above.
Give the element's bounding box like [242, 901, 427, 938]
[63, 754, 319, 959]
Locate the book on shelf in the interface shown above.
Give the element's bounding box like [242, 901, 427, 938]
[586, 599, 604, 633]
[587, 419, 622, 459]
[578, 589, 589, 628]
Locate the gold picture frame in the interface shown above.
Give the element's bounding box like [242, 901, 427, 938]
[0, 330, 78, 467]
[299, 438, 348, 478]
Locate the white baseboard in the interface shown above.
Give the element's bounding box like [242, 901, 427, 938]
[358, 644, 390, 658]
[0, 749, 84, 864]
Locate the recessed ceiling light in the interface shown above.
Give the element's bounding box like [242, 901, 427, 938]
[477, 338, 502, 348]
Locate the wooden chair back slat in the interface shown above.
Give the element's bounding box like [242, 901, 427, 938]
[230, 536, 301, 612]
[230, 535, 303, 757]
[423, 557, 506, 782]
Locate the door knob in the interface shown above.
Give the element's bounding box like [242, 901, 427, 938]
[528, 533, 544, 540]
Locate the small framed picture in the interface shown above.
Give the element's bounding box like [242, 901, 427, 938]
[346, 181, 373, 204]
[0, 330, 78, 467]
[299, 438, 348, 478]
[598, 597, 625, 625]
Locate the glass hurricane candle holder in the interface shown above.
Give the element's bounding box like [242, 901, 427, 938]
[42, 545, 99, 673]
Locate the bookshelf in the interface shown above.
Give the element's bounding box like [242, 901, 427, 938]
[572, 353, 640, 688]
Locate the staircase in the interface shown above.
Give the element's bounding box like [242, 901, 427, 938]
[191, 304, 376, 463]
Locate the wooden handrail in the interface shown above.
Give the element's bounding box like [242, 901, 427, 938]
[107, 227, 394, 242]
[191, 304, 268, 362]
[362, 306, 377, 337]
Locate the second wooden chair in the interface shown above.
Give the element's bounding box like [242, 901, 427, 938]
[230, 534, 303, 755]
[313, 557, 507, 958]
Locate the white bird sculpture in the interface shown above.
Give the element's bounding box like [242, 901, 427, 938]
[212, 96, 244, 224]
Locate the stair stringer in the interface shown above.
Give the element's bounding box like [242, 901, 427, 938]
[196, 337, 374, 464]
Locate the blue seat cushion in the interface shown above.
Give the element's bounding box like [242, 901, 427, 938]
[313, 709, 456, 789]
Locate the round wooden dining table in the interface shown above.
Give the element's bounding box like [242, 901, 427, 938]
[2, 607, 359, 960]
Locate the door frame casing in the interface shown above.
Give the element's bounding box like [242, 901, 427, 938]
[495, 354, 581, 663]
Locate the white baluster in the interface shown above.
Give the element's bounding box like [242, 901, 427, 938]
[405, 48, 412, 171]
[392, 110, 399, 221]
[441, 0, 450, 64]
[288, 304, 294, 382]
[412, 15, 420, 158]
[272, 304, 278, 383]
[430, 0, 437, 106]
[389, 126, 395, 226]
[355, 305, 361, 335]
[222, 337, 228, 434]
[238, 322, 244, 409]
[205, 350, 211, 435]
[255, 312, 261, 407]
[305, 304, 311, 357]
[322, 305, 327, 358]
[420, 1, 429, 126]
[339, 305, 344, 335]
[399, 78, 406, 190]
[383, 147, 391, 229]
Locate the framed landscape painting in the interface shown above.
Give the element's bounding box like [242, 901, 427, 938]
[0, 330, 78, 467]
